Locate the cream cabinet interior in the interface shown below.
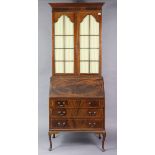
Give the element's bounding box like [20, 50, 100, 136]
[54, 15, 74, 73]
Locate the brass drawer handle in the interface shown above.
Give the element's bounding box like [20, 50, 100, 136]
[88, 102, 96, 106]
[57, 122, 61, 127]
[88, 122, 96, 127]
[88, 111, 96, 116]
[57, 110, 66, 116]
[57, 122, 66, 127]
[88, 102, 92, 105]
[57, 101, 65, 107]
[88, 101, 99, 107]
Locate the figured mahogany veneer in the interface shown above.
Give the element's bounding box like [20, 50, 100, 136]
[50, 108, 103, 118]
[50, 98, 104, 108]
[49, 98, 104, 119]
[50, 119, 103, 130]
[50, 77, 104, 98]
[49, 77, 105, 150]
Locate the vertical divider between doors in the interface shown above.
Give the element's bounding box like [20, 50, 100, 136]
[63, 15, 65, 73]
[75, 11, 80, 75]
[88, 15, 90, 73]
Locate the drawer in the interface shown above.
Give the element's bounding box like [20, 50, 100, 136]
[50, 108, 103, 118]
[50, 99, 104, 108]
[50, 119, 103, 130]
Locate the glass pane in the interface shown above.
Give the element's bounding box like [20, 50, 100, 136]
[90, 62, 99, 73]
[55, 62, 64, 73]
[90, 49, 99, 61]
[80, 49, 89, 60]
[65, 16, 74, 35]
[54, 16, 63, 35]
[80, 61, 89, 73]
[65, 62, 74, 73]
[65, 49, 74, 61]
[55, 36, 64, 48]
[90, 15, 99, 35]
[90, 36, 99, 48]
[65, 36, 74, 48]
[80, 15, 89, 35]
[55, 49, 64, 60]
[80, 36, 89, 48]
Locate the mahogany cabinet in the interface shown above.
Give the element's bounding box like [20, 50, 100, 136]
[48, 2, 106, 151]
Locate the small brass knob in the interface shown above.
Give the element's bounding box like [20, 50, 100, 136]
[88, 122, 96, 127]
[62, 122, 66, 126]
[57, 122, 61, 126]
[88, 111, 96, 116]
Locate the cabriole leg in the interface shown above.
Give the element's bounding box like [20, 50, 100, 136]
[52, 133, 55, 138]
[99, 133, 101, 139]
[48, 132, 52, 151]
[102, 131, 106, 151]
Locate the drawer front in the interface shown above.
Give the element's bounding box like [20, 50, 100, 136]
[50, 119, 103, 129]
[50, 99, 104, 108]
[50, 108, 103, 118]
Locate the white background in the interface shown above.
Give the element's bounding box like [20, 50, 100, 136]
[0, 0, 155, 155]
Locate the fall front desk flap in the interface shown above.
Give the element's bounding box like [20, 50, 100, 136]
[50, 77, 105, 98]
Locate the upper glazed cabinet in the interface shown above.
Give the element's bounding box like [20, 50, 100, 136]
[52, 7, 102, 75]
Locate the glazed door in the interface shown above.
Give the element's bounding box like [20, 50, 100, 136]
[52, 11, 102, 76]
[53, 12, 75, 74]
[78, 11, 102, 75]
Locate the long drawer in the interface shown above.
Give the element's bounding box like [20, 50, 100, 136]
[50, 99, 104, 108]
[50, 108, 103, 118]
[50, 119, 103, 130]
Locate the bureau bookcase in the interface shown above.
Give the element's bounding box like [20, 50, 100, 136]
[48, 2, 106, 151]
